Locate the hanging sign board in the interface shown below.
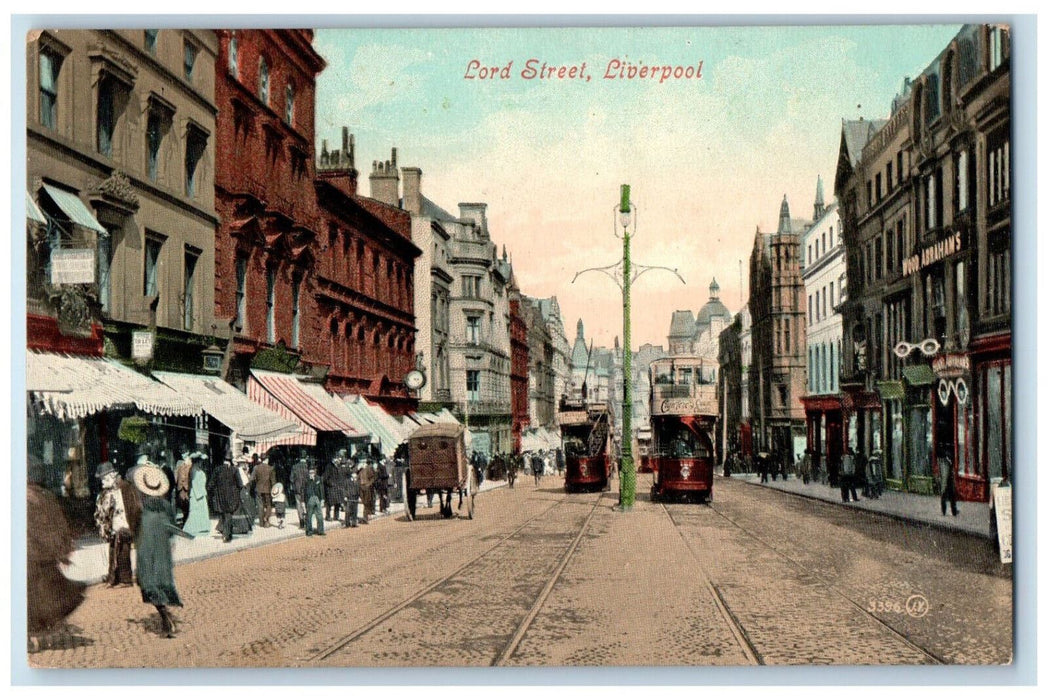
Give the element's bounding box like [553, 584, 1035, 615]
[991, 483, 1012, 564]
[50, 248, 96, 285]
[132, 330, 155, 362]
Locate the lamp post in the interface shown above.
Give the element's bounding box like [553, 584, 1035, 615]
[573, 184, 684, 511]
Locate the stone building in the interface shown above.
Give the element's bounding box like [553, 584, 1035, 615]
[523, 297, 557, 429]
[28, 29, 219, 368]
[315, 136, 421, 414]
[749, 196, 809, 461]
[212, 29, 326, 386]
[508, 278, 531, 452]
[837, 24, 1011, 501]
[799, 179, 846, 475]
[531, 296, 572, 407]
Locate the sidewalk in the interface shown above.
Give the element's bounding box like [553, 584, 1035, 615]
[63, 478, 509, 585]
[728, 472, 994, 539]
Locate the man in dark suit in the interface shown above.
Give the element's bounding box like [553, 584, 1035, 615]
[358, 459, 376, 524]
[303, 465, 326, 536]
[290, 455, 310, 529]
[213, 458, 242, 543]
[252, 455, 276, 527]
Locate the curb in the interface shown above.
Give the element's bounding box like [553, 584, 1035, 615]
[727, 474, 994, 541]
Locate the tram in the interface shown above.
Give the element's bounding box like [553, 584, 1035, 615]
[648, 356, 718, 503]
[558, 400, 611, 493]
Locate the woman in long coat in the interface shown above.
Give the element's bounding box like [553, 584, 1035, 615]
[132, 463, 183, 638]
[182, 462, 212, 537]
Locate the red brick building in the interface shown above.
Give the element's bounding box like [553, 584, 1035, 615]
[315, 133, 421, 415]
[213, 29, 327, 386]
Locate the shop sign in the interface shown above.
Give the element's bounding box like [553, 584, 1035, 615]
[50, 248, 95, 285]
[655, 396, 718, 416]
[132, 330, 155, 362]
[901, 231, 963, 277]
[991, 482, 1012, 564]
[937, 378, 969, 406]
[932, 353, 971, 378]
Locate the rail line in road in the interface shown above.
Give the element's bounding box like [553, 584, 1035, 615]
[308, 491, 604, 665]
[663, 500, 946, 665]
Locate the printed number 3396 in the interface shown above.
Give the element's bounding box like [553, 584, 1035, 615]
[867, 599, 904, 614]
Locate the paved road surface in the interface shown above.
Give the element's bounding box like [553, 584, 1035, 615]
[29, 474, 1011, 668]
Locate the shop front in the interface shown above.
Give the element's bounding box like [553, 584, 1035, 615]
[969, 333, 1011, 502]
[801, 394, 845, 478]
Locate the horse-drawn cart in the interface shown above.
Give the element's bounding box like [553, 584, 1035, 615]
[405, 423, 477, 520]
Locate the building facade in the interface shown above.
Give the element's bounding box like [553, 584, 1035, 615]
[508, 280, 531, 452]
[837, 24, 1011, 501]
[212, 29, 326, 387]
[523, 297, 557, 429]
[749, 197, 809, 462]
[799, 181, 846, 474]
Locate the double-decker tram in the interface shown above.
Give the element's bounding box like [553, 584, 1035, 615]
[648, 356, 718, 503]
[558, 400, 611, 493]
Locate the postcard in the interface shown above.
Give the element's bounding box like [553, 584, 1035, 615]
[20, 21, 1016, 673]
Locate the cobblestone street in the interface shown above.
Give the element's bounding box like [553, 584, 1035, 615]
[29, 475, 1012, 668]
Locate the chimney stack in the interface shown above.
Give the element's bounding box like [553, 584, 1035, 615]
[369, 147, 400, 207]
[316, 126, 358, 195]
[402, 167, 423, 216]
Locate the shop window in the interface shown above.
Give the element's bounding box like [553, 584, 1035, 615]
[910, 406, 932, 477]
[39, 47, 62, 130]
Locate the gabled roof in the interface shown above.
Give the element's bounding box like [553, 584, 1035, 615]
[668, 310, 696, 338]
[840, 118, 889, 168]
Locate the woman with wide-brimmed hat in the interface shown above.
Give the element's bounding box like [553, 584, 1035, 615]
[132, 461, 183, 638]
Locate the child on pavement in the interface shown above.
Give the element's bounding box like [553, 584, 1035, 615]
[271, 482, 287, 529]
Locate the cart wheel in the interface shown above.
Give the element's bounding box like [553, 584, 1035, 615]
[406, 488, 416, 521]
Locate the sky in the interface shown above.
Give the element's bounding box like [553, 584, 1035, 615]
[312, 24, 961, 350]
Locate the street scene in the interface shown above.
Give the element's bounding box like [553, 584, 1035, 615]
[21, 23, 1013, 670]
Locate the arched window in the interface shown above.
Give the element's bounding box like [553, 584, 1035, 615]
[259, 57, 270, 105]
[228, 31, 238, 78]
[285, 83, 295, 124]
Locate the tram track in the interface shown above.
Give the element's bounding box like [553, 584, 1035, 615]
[308, 491, 604, 665]
[664, 500, 946, 665]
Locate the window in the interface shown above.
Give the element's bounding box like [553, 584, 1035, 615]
[291, 276, 301, 348]
[266, 266, 277, 343]
[988, 247, 1010, 316]
[822, 286, 827, 318]
[815, 290, 820, 322]
[144, 30, 159, 54]
[829, 226, 834, 249]
[259, 57, 270, 105]
[466, 370, 480, 402]
[183, 248, 199, 330]
[235, 254, 248, 328]
[466, 315, 480, 344]
[829, 281, 835, 310]
[285, 83, 295, 124]
[144, 235, 164, 297]
[808, 294, 813, 325]
[185, 125, 208, 197]
[875, 173, 882, 203]
[183, 39, 197, 81]
[989, 136, 1010, 207]
[874, 236, 882, 280]
[462, 275, 481, 298]
[784, 321, 790, 353]
[146, 101, 172, 183]
[897, 152, 904, 186]
[886, 230, 894, 274]
[955, 261, 967, 341]
[807, 245, 812, 266]
[839, 273, 847, 301]
[989, 26, 1005, 71]
[39, 49, 61, 129]
[97, 228, 113, 312]
[228, 31, 238, 77]
[97, 75, 117, 157]
[886, 163, 893, 193]
[956, 150, 970, 212]
[925, 175, 937, 230]
[866, 181, 873, 207]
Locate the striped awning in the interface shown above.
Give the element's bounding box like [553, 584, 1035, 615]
[153, 372, 300, 442]
[27, 352, 202, 420]
[41, 184, 106, 234]
[246, 370, 364, 453]
[26, 192, 47, 225]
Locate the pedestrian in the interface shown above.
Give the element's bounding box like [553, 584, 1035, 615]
[253, 455, 276, 527]
[840, 447, 859, 503]
[94, 461, 141, 587]
[376, 459, 391, 513]
[213, 456, 241, 543]
[799, 449, 812, 485]
[758, 453, 769, 483]
[471, 452, 485, 490]
[855, 447, 869, 498]
[27, 481, 86, 636]
[344, 468, 360, 528]
[174, 452, 193, 525]
[324, 454, 345, 522]
[531, 452, 543, 486]
[131, 461, 184, 639]
[359, 458, 376, 524]
[940, 454, 960, 517]
[235, 457, 255, 532]
[507, 453, 518, 488]
[271, 482, 287, 529]
[303, 465, 326, 536]
[182, 453, 212, 537]
[866, 449, 884, 499]
[290, 455, 310, 530]
[556, 448, 565, 476]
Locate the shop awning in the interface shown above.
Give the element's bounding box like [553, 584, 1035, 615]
[339, 395, 406, 457]
[246, 370, 364, 445]
[877, 381, 906, 400]
[41, 184, 106, 234]
[26, 192, 47, 225]
[27, 352, 202, 420]
[902, 365, 937, 386]
[153, 372, 300, 443]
